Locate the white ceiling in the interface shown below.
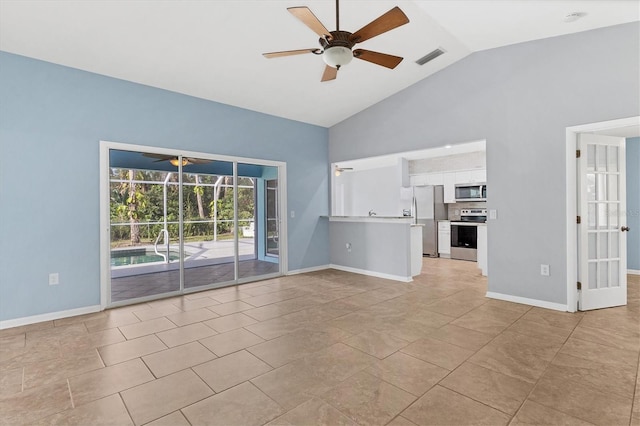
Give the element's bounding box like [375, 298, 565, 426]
[1, 1, 638, 127]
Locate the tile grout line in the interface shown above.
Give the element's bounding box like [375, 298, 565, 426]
[67, 378, 75, 409]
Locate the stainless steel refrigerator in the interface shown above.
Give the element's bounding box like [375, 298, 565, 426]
[413, 185, 448, 257]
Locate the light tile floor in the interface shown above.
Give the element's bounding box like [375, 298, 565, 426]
[1, 258, 639, 425]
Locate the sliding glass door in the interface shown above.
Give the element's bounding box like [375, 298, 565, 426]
[105, 146, 283, 306]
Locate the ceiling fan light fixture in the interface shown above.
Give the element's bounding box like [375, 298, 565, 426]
[323, 46, 353, 69]
[170, 158, 190, 167]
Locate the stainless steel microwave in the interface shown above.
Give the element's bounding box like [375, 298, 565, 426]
[455, 183, 486, 202]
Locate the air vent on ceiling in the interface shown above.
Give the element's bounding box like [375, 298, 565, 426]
[415, 48, 446, 66]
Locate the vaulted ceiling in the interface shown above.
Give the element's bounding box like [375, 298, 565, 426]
[1, 0, 637, 127]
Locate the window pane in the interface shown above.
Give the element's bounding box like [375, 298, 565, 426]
[587, 145, 596, 171]
[607, 146, 618, 172]
[597, 145, 607, 171]
[599, 232, 608, 259]
[611, 232, 619, 258]
[588, 232, 597, 260]
[588, 262, 597, 289]
[586, 174, 596, 201]
[609, 204, 619, 229]
[588, 203, 596, 230]
[598, 203, 608, 229]
[611, 261, 620, 287]
[608, 174, 618, 201]
[599, 261, 609, 288]
[596, 174, 606, 201]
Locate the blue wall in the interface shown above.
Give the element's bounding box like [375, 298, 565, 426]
[627, 137, 640, 271]
[0, 51, 329, 322]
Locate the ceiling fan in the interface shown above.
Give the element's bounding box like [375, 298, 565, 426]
[142, 153, 213, 167]
[263, 0, 409, 82]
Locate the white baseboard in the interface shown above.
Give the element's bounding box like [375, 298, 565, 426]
[486, 292, 568, 312]
[628, 269, 640, 275]
[287, 264, 330, 275]
[0, 305, 102, 330]
[329, 264, 412, 283]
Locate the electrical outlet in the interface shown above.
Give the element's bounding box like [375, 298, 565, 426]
[489, 209, 497, 220]
[346, 242, 352, 252]
[540, 264, 550, 276]
[49, 273, 59, 285]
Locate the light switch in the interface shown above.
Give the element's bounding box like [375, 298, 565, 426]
[489, 209, 497, 220]
[290, 211, 295, 218]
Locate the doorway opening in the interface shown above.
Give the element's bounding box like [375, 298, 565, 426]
[99, 142, 287, 308]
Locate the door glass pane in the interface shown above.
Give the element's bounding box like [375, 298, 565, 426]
[596, 174, 606, 200]
[611, 261, 620, 287]
[607, 146, 618, 172]
[588, 262, 597, 289]
[237, 163, 280, 281]
[586, 174, 596, 201]
[588, 203, 597, 230]
[597, 203, 607, 229]
[607, 174, 618, 201]
[597, 145, 607, 171]
[599, 261, 609, 288]
[588, 233, 597, 259]
[109, 150, 180, 303]
[609, 204, 619, 229]
[182, 159, 237, 290]
[611, 232, 619, 258]
[599, 232, 608, 259]
[587, 145, 596, 171]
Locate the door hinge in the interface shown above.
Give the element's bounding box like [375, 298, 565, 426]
[577, 281, 582, 290]
[577, 216, 581, 224]
[576, 149, 581, 158]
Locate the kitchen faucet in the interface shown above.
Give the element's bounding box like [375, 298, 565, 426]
[368, 209, 377, 216]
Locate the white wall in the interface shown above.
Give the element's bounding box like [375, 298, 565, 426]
[335, 165, 410, 217]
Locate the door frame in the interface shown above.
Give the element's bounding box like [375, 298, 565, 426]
[565, 116, 639, 312]
[99, 140, 288, 310]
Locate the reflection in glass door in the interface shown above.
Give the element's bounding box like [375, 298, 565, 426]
[108, 150, 180, 303]
[181, 158, 238, 289]
[238, 163, 280, 281]
[266, 179, 279, 258]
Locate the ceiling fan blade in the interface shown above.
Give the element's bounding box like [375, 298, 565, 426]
[287, 7, 331, 37]
[142, 153, 174, 160]
[350, 7, 409, 44]
[354, 49, 403, 69]
[321, 65, 338, 82]
[263, 48, 320, 58]
[186, 158, 213, 165]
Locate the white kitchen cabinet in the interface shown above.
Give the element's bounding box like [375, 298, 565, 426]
[455, 170, 471, 184]
[470, 169, 487, 183]
[409, 174, 427, 186]
[443, 172, 456, 203]
[438, 221, 451, 257]
[425, 173, 444, 185]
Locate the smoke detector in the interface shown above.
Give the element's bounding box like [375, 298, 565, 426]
[564, 12, 585, 23]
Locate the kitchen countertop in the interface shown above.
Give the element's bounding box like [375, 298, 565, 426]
[325, 216, 415, 224]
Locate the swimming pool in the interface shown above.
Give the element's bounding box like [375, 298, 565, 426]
[111, 249, 181, 267]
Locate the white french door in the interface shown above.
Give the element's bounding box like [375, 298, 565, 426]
[577, 133, 628, 310]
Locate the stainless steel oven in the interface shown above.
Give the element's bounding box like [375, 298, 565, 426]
[450, 209, 486, 261]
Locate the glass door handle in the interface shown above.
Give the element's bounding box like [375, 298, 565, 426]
[621, 226, 630, 232]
